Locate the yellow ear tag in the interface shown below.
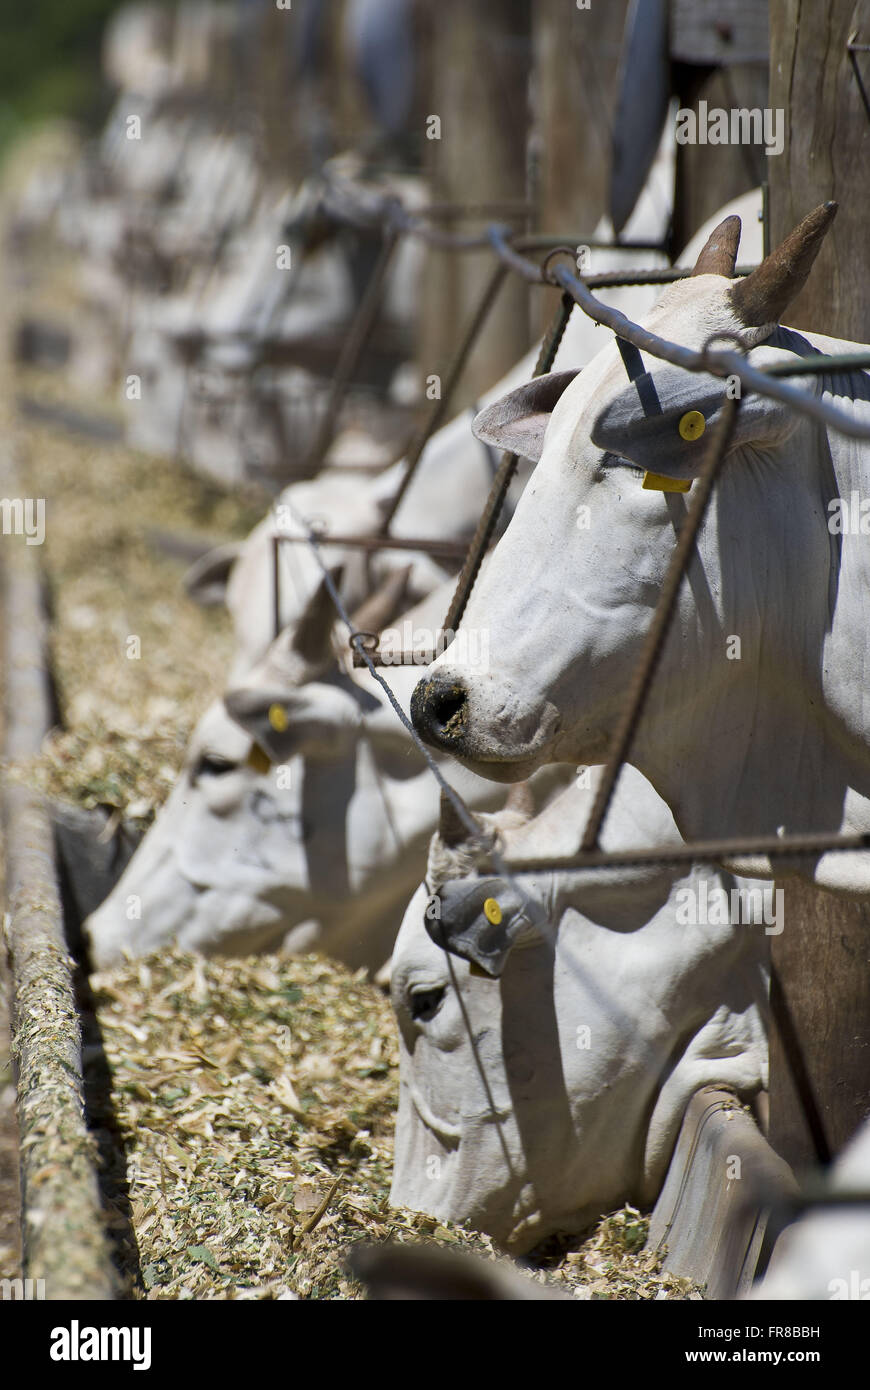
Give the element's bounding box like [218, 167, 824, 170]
[247, 743, 272, 774]
[678, 410, 706, 441]
[483, 897, 502, 925]
[268, 703, 289, 732]
[641, 413, 704, 491]
[642, 472, 692, 492]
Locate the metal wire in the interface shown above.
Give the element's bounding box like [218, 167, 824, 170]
[302, 220, 401, 474]
[506, 829, 870, 876]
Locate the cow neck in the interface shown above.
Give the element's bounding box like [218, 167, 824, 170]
[628, 407, 870, 849]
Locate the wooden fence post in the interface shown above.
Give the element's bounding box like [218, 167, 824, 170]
[768, 0, 870, 1169]
[419, 0, 531, 412]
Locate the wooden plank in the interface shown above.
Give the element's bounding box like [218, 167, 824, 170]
[647, 1088, 797, 1299]
[671, 0, 770, 66]
[768, 0, 870, 340]
[419, 0, 531, 413]
[767, 0, 870, 1169]
[533, 0, 629, 238]
[769, 880, 870, 1169]
[671, 62, 770, 256]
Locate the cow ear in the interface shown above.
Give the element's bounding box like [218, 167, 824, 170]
[291, 566, 344, 665]
[183, 542, 242, 606]
[223, 682, 301, 766]
[471, 370, 580, 463]
[591, 346, 817, 485]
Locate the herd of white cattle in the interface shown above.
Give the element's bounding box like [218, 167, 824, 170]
[17, 9, 870, 1296]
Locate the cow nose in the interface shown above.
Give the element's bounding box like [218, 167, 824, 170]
[410, 673, 469, 747]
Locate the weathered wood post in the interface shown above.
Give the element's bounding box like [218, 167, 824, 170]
[529, 0, 628, 335]
[669, 1, 770, 254]
[531, 0, 628, 233]
[419, 0, 531, 412]
[767, 0, 870, 1169]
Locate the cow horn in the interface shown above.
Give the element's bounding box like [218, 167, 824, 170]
[504, 780, 535, 820]
[438, 789, 468, 848]
[291, 565, 344, 665]
[349, 565, 413, 635]
[690, 214, 741, 278]
[730, 202, 838, 327]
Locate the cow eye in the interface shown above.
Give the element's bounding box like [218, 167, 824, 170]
[194, 752, 237, 778]
[409, 984, 446, 1022]
[600, 450, 644, 477]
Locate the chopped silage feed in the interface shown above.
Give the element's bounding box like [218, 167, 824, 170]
[92, 947, 701, 1300]
[6, 367, 263, 822]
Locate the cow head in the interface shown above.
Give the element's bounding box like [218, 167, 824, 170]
[410, 208, 842, 842]
[390, 771, 769, 1251]
[223, 565, 413, 764]
[83, 699, 312, 967]
[421, 785, 547, 978]
[85, 571, 503, 972]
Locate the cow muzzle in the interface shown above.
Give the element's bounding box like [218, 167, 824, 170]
[410, 673, 470, 751]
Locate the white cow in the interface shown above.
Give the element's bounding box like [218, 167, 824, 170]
[201, 190, 762, 672]
[124, 166, 429, 481]
[88, 192, 756, 963]
[87, 195, 688, 960]
[83, 579, 568, 969]
[390, 765, 769, 1252]
[199, 246, 681, 674]
[409, 204, 870, 893]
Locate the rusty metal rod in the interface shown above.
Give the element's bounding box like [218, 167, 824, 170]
[441, 292, 576, 638]
[320, 178, 666, 253]
[302, 222, 400, 474]
[272, 532, 281, 641]
[277, 532, 472, 560]
[504, 828, 870, 875]
[379, 262, 508, 532]
[580, 395, 742, 852]
[486, 225, 870, 442]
